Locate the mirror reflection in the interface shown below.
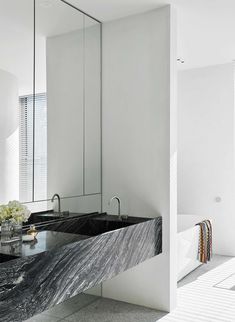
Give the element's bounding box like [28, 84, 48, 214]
[0, 0, 101, 209]
[0, 0, 34, 204]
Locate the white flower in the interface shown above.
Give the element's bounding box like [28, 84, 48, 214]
[0, 201, 31, 224]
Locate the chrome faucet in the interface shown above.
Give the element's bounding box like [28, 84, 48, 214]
[51, 193, 61, 213]
[109, 196, 122, 220]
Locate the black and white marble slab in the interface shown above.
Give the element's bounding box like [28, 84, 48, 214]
[0, 214, 162, 322]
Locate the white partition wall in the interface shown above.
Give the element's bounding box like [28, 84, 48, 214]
[102, 5, 177, 312]
[178, 63, 235, 256]
[0, 69, 19, 203]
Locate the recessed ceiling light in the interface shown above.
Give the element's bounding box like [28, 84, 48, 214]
[177, 58, 185, 64]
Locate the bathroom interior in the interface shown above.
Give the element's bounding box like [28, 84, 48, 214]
[0, 0, 235, 321]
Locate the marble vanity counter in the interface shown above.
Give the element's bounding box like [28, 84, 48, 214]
[0, 230, 89, 258]
[0, 214, 162, 322]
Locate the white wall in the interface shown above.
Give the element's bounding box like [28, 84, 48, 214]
[178, 63, 235, 256]
[102, 6, 177, 312]
[0, 69, 19, 203]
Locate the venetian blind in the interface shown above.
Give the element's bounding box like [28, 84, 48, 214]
[19, 93, 47, 202]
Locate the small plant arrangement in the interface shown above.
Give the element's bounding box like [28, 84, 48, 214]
[0, 200, 31, 224]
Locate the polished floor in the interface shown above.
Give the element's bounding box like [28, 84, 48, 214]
[178, 254, 231, 288]
[160, 255, 234, 322]
[26, 255, 231, 322]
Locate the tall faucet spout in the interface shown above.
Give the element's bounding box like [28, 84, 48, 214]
[109, 196, 121, 220]
[51, 193, 61, 213]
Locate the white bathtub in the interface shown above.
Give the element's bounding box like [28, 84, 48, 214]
[177, 214, 210, 281]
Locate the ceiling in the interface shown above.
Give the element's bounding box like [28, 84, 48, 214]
[0, 0, 96, 95]
[0, 0, 234, 89]
[69, 0, 235, 70]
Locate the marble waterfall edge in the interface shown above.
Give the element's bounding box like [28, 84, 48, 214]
[0, 216, 162, 321]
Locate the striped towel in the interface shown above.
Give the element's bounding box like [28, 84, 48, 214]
[196, 220, 212, 264]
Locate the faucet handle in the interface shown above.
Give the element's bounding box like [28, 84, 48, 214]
[121, 214, 128, 220]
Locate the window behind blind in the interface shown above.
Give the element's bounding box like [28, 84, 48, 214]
[19, 93, 47, 202]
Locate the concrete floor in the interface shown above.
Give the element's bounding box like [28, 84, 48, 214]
[26, 255, 231, 322]
[26, 295, 166, 322]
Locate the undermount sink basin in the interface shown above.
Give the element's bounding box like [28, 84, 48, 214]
[28, 213, 151, 237]
[80, 215, 149, 236]
[27, 212, 67, 225]
[73, 217, 133, 236]
[27, 211, 94, 225]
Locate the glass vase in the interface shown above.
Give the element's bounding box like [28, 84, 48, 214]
[1, 220, 22, 244]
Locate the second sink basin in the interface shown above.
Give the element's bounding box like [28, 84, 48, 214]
[29, 213, 151, 237]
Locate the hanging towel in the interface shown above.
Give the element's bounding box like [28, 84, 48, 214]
[196, 220, 212, 264]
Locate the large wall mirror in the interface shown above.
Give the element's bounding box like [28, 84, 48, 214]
[0, 0, 101, 213]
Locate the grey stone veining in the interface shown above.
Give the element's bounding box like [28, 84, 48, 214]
[0, 215, 162, 322]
